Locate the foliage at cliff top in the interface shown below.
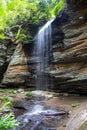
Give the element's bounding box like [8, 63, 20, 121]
[0, 0, 65, 44]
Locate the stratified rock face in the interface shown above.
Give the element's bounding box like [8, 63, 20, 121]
[2, 44, 30, 86]
[49, 4, 87, 93]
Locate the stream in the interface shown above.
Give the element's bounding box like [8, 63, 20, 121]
[13, 103, 66, 130]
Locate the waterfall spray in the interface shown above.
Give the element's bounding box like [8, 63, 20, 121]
[34, 19, 54, 90]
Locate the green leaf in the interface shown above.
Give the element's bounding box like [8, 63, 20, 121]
[0, 0, 65, 44]
[8, 89, 16, 94]
[72, 103, 80, 108]
[0, 89, 4, 93]
[0, 113, 19, 129]
[52, 0, 65, 16]
[1, 95, 13, 103]
[2, 101, 13, 109]
[0, 33, 5, 39]
[25, 91, 32, 97]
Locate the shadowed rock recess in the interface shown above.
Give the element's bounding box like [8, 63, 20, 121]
[0, 41, 16, 84]
[2, 0, 87, 93]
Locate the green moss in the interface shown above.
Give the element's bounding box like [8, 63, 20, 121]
[78, 120, 87, 130]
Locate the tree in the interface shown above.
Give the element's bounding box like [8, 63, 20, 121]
[0, 0, 65, 44]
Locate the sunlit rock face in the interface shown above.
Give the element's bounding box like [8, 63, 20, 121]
[2, 44, 30, 86]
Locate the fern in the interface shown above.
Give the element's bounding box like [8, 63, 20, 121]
[0, 113, 19, 130]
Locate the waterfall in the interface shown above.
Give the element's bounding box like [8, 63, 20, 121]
[34, 19, 53, 90]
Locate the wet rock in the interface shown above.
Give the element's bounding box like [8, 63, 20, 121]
[14, 104, 66, 130]
[31, 90, 54, 100]
[13, 99, 33, 110]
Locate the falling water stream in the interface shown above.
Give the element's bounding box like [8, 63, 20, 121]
[34, 19, 54, 90]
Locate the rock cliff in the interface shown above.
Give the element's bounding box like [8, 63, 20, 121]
[2, 44, 30, 86]
[0, 41, 16, 85]
[50, 2, 87, 93]
[2, 0, 87, 93]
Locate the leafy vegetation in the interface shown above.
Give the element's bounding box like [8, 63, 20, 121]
[1, 95, 13, 103]
[8, 89, 17, 94]
[0, 95, 13, 111]
[0, 0, 65, 44]
[53, 0, 65, 16]
[72, 103, 80, 108]
[0, 89, 33, 130]
[0, 113, 19, 130]
[0, 95, 18, 130]
[0, 89, 4, 93]
[25, 91, 32, 97]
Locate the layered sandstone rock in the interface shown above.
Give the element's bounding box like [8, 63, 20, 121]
[49, 4, 87, 93]
[2, 44, 30, 86]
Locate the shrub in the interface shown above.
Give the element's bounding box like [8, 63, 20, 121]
[1, 95, 13, 103]
[53, 0, 65, 16]
[25, 91, 32, 97]
[0, 113, 19, 130]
